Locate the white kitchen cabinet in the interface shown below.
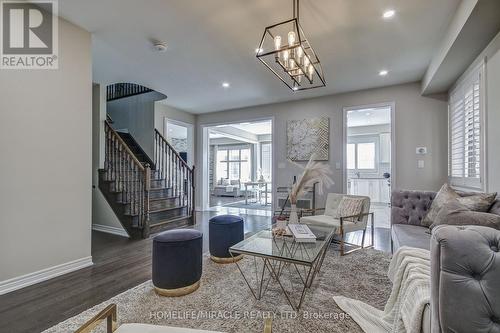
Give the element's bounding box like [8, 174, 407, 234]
[348, 178, 390, 204]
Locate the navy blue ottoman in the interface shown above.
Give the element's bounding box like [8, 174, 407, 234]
[152, 229, 202, 296]
[209, 215, 244, 264]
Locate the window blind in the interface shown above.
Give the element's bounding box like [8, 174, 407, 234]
[449, 63, 484, 189]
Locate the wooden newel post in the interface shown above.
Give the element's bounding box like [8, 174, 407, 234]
[143, 164, 151, 238]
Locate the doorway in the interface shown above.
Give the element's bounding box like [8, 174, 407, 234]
[343, 103, 395, 229]
[202, 119, 273, 213]
[164, 118, 194, 167]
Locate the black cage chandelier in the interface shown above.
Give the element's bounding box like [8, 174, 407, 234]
[256, 0, 326, 91]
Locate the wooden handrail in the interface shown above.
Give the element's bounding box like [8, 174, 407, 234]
[154, 128, 193, 171]
[105, 121, 145, 171]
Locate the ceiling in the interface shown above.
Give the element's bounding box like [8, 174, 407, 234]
[347, 107, 391, 127]
[58, 0, 461, 113]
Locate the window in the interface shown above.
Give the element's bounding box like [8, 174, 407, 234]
[260, 142, 272, 181]
[347, 139, 377, 171]
[357, 143, 376, 169]
[215, 147, 251, 182]
[449, 62, 484, 190]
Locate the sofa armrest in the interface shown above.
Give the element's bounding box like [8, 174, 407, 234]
[391, 190, 436, 227]
[430, 225, 500, 333]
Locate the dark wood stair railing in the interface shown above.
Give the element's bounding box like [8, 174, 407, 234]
[104, 121, 151, 235]
[106, 83, 153, 102]
[154, 129, 195, 222]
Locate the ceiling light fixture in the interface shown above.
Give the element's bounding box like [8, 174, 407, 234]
[255, 48, 264, 54]
[256, 0, 326, 92]
[379, 70, 388, 76]
[153, 41, 168, 52]
[383, 10, 395, 19]
[222, 82, 230, 88]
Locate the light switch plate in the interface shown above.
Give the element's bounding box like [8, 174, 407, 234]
[335, 162, 341, 169]
[418, 160, 425, 169]
[278, 162, 286, 169]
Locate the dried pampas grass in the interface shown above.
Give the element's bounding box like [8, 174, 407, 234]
[289, 154, 334, 204]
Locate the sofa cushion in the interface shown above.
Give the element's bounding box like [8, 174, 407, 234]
[431, 200, 500, 231]
[392, 190, 436, 227]
[116, 323, 223, 333]
[422, 184, 460, 227]
[490, 200, 500, 216]
[392, 224, 431, 251]
[456, 192, 497, 212]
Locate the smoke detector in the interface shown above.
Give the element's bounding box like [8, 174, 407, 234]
[153, 41, 167, 52]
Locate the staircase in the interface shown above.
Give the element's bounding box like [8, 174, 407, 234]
[98, 121, 195, 239]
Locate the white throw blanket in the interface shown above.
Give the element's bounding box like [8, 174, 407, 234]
[334, 247, 431, 333]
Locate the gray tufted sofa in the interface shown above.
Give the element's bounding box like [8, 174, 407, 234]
[430, 225, 500, 333]
[391, 190, 500, 251]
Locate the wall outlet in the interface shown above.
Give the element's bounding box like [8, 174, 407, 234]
[418, 160, 425, 169]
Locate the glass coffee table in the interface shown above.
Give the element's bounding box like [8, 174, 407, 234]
[229, 224, 336, 310]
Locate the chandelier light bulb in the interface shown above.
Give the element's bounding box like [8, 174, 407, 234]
[304, 55, 310, 67]
[288, 31, 296, 46]
[289, 58, 296, 70]
[283, 49, 289, 62]
[296, 46, 304, 63]
[274, 35, 282, 50]
[308, 64, 314, 80]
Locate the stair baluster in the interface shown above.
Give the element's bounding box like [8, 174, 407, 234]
[103, 121, 150, 231]
[153, 129, 195, 222]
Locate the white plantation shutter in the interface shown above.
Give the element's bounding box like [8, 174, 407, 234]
[449, 62, 484, 190]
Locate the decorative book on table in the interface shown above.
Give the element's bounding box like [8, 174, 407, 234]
[288, 224, 317, 243]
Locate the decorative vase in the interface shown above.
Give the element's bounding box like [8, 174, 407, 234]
[289, 204, 299, 225]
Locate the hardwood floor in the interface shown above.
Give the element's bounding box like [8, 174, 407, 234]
[0, 210, 390, 333]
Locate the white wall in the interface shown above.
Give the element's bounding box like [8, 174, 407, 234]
[196, 82, 449, 209]
[486, 34, 500, 193]
[107, 92, 164, 159]
[0, 18, 92, 287]
[92, 84, 125, 234]
[155, 102, 196, 133]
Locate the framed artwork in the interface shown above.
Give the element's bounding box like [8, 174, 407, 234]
[287, 117, 329, 161]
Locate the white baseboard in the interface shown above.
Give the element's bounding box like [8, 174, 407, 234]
[92, 224, 129, 238]
[0, 256, 93, 295]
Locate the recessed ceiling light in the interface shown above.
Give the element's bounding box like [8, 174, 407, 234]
[366, 112, 372, 116]
[383, 10, 395, 19]
[222, 82, 230, 88]
[379, 70, 389, 76]
[292, 86, 299, 91]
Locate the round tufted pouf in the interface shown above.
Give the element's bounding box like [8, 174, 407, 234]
[152, 229, 202, 297]
[209, 215, 244, 264]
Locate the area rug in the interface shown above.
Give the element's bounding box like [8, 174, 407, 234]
[43, 249, 391, 333]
